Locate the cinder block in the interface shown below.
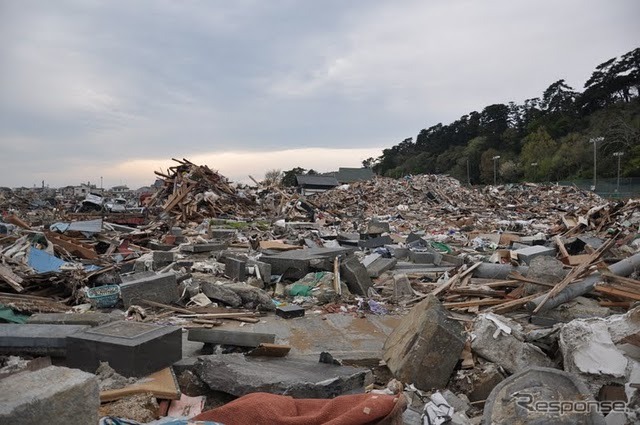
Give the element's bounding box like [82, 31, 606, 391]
[0, 324, 89, 357]
[180, 241, 228, 253]
[225, 257, 247, 281]
[514, 245, 556, 265]
[0, 366, 99, 425]
[152, 251, 175, 269]
[119, 272, 179, 308]
[66, 321, 182, 377]
[340, 256, 373, 295]
[358, 235, 393, 249]
[276, 305, 305, 319]
[409, 251, 435, 264]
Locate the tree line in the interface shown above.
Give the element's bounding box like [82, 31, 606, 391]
[366, 47, 640, 184]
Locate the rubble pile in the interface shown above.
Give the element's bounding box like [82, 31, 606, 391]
[0, 161, 639, 424]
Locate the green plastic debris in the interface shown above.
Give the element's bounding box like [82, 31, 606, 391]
[288, 284, 313, 297]
[0, 305, 28, 324]
[430, 241, 452, 253]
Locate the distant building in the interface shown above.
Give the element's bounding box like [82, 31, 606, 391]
[295, 175, 339, 195]
[110, 185, 131, 198]
[73, 183, 97, 198]
[334, 167, 375, 184]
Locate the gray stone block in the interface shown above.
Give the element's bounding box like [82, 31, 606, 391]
[358, 235, 393, 249]
[225, 257, 247, 281]
[0, 366, 99, 425]
[366, 220, 390, 234]
[209, 229, 237, 239]
[385, 245, 410, 260]
[514, 245, 556, 265]
[261, 247, 353, 280]
[188, 329, 275, 347]
[0, 324, 89, 357]
[27, 313, 119, 327]
[340, 256, 373, 296]
[119, 272, 179, 308]
[152, 250, 175, 269]
[200, 282, 243, 307]
[248, 260, 272, 284]
[409, 250, 435, 264]
[366, 257, 398, 278]
[383, 295, 465, 390]
[66, 321, 182, 377]
[194, 353, 371, 398]
[180, 241, 229, 253]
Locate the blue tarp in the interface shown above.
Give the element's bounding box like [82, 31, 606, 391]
[28, 247, 66, 273]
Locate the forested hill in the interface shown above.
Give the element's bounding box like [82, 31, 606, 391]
[367, 47, 640, 184]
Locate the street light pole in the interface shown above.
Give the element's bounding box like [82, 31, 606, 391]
[613, 152, 624, 193]
[590, 137, 604, 191]
[466, 158, 471, 186]
[492, 155, 500, 186]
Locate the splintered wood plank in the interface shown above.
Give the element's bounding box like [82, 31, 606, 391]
[100, 368, 180, 403]
[0, 264, 24, 292]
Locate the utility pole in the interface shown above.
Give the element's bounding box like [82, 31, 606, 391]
[590, 137, 604, 191]
[613, 152, 624, 193]
[530, 162, 538, 182]
[466, 158, 471, 186]
[492, 156, 500, 186]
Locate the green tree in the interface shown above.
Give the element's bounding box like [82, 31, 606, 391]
[520, 127, 557, 181]
[281, 167, 306, 187]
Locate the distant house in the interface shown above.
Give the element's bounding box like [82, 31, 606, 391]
[295, 175, 339, 195]
[334, 167, 374, 184]
[110, 185, 131, 198]
[73, 183, 96, 198]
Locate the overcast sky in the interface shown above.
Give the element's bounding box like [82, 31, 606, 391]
[1, 0, 638, 189]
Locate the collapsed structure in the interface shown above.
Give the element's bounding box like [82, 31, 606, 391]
[0, 158, 639, 424]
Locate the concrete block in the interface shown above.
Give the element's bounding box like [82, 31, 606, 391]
[200, 282, 243, 307]
[471, 313, 554, 374]
[225, 257, 247, 281]
[248, 260, 272, 284]
[119, 272, 179, 308]
[383, 295, 465, 390]
[393, 274, 414, 301]
[152, 251, 175, 269]
[0, 366, 99, 425]
[361, 253, 382, 268]
[514, 245, 556, 265]
[276, 305, 305, 319]
[188, 329, 275, 347]
[66, 321, 182, 377]
[340, 256, 373, 296]
[209, 229, 237, 239]
[366, 220, 390, 234]
[385, 245, 409, 260]
[441, 253, 464, 266]
[261, 247, 353, 280]
[366, 257, 397, 278]
[0, 324, 89, 357]
[358, 235, 393, 249]
[180, 241, 228, 253]
[147, 241, 174, 251]
[27, 313, 119, 327]
[409, 250, 435, 264]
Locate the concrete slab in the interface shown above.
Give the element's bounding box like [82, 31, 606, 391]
[0, 324, 89, 357]
[194, 353, 371, 398]
[261, 247, 353, 279]
[514, 245, 556, 265]
[119, 272, 179, 308]
[188, 329, 275, 347]
[27, 312, 119, 327]
[0, 366, 99, 425]
[340, 256, 373, 295]
[66, 321, 182, 377]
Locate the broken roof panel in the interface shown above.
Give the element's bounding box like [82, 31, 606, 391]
[295, 175, 339, 187]
[335, 167, 375, 183]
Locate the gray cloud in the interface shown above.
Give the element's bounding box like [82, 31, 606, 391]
[0, 0, 638, 187]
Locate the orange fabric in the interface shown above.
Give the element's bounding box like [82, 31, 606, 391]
[192, 392, 407, 425]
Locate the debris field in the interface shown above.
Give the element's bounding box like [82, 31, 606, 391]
[0, 158, 639, 425]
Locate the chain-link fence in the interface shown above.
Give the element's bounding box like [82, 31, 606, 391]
[555, 177, 640, 199]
